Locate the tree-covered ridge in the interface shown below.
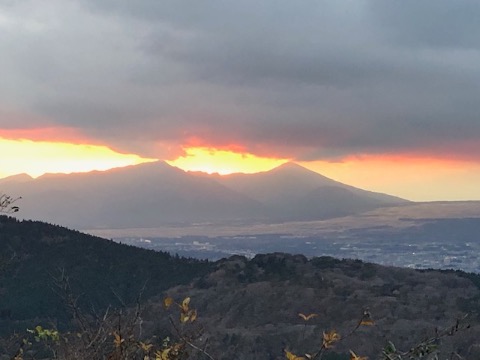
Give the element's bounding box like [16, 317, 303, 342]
[0, 216, 212, 331]
[2, 217, 480, 358]
[155, 253, 480, 359]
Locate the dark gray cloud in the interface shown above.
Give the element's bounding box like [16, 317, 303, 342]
[1, 0, 480, 161]
[369, 0, 480, 49]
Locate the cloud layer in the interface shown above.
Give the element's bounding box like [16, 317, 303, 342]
[1, 0, 480, 161]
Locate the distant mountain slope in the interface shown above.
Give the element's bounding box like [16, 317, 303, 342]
[0, 216, 211, 330]
[216, 162, 408, 220]
[2, 162, 268, 229]
[218, 162, 406, 205]
[0, 173, 33, 185]
[215, 162, 335, 205]
[2, 161, 408, 229]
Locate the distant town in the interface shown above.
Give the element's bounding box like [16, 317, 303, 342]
[116, 217, 480, 274]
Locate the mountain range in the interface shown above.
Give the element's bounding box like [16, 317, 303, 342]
[0, 162, 408, 230]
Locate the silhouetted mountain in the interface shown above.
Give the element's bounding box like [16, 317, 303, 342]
[0, 173, 33, 185]
[217, 162, 408, 220]
[1, 162, 408, 229]
[2, 162, 268, 229]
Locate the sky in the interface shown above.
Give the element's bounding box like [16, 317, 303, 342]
[1, 0, 480, 201]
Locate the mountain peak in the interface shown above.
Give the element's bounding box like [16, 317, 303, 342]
[0, 173, 33, 184]
[270, 162, 330, 179]
[274, 162, 307, 171]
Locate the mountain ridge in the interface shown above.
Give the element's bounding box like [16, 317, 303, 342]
[1, 161, 408, 229]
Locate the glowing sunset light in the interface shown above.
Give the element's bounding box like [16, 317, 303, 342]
[0, 138, 157, 178]
[301, 155, 480, 201]
[167, 147, 289, 175]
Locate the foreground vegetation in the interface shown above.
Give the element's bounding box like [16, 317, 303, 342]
[4, 290, 473, 360]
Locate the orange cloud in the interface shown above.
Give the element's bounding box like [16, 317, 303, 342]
[181, 136, 249, 155]
[0, 127, 93, 144]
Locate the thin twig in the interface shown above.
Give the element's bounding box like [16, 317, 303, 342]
[168, 316, 216, 360]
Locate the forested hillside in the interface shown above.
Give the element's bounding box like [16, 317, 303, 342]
[0, 216, 211, 332]
[1, 217, 480, 359]
[155, 254, 480, 359]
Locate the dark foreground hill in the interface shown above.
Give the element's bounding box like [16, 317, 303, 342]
[1, 217, 480, 359]
[0, 216, 211, 332]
